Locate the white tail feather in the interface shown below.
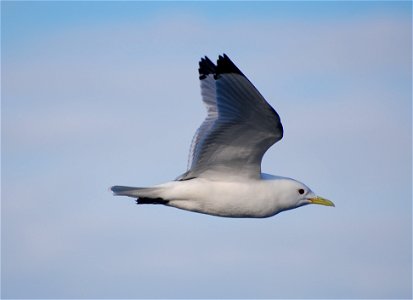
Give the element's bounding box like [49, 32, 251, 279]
[110, 186, 163, 199]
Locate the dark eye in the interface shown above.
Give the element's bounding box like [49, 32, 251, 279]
[298, 189, 305, 195]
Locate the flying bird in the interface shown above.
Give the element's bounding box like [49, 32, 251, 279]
[111, 54, 334, 218]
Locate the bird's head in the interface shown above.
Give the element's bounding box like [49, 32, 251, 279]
[273, 177, 335, 212]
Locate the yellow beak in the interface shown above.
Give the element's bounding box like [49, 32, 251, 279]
[308, 196, 335, 207]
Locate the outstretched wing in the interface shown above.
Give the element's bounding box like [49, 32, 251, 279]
[186, 56, 218, 170]
[180, 54, 283, 180]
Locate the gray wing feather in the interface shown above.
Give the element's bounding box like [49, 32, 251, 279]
[180, 55, 283, 180]
[187, 73, 217, 169]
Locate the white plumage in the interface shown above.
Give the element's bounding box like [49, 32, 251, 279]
[111, 54, 334, 218]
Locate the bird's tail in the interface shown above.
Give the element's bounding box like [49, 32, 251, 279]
[110, 185, 169, 205]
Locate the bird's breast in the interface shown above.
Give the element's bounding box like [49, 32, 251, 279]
[166, 178, 281, 218]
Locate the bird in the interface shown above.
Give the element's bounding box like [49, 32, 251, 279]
[111, 54, 334, 218]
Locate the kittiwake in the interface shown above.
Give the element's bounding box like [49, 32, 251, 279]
[111, 54, 334, 218]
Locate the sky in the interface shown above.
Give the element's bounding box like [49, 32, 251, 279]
[1, 1, 412, 299]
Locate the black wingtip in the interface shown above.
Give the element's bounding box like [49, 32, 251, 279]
[198, 56, 216, 80]
[215, 53, 245, 79]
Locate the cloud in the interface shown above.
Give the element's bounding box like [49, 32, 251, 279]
[2, 4, 411, 299]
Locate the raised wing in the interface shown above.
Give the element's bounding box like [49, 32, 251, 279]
[187, 56, 217, 170]
[180, 54, 283, 180]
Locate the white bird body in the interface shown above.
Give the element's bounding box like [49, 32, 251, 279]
[113, 175, 289, 218]
[111, 54, 334, 217]
[151, 175, 300, 218]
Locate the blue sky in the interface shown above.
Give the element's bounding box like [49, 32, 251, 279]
[2, 1, 412, 299]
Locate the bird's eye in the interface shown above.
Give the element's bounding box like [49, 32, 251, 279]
[298, 189, 305, 195]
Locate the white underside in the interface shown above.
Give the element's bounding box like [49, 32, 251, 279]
[153, 174, 298, 218]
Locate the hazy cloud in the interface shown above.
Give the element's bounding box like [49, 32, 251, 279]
[2, 2, 411, 298]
